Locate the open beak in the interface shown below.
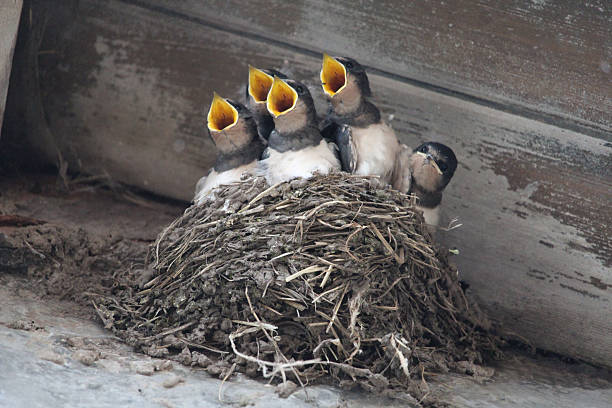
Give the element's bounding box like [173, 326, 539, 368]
[248, 65, 274, 104]
[320, 53, 347, 97]
[415, 152, 443, 175]
[207, 92, 238, 132]
[266, 76, 298, 118]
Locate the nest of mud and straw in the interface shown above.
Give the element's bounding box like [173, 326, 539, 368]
[94, 173, 502, 401]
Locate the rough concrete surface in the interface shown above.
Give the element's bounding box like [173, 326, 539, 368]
[0, 277, 414, 408]
[1, 275, 611, 408]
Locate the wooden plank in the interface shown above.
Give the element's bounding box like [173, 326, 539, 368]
[142, 0, 612, 135]
[21, 0, 612, 366]
[0, 0, 22, 134]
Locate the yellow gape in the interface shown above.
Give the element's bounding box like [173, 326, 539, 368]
[207, 92, 238, 132]
[320, 53, 347, 96]
[248, 66, 274, 103]
[266, 76, 298, 118]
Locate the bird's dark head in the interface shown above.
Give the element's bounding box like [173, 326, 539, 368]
[266, 76, 316, 133]
[321, 53, 371, 114]
[207, 92, 259, 154]
[409, 142, 457, 192]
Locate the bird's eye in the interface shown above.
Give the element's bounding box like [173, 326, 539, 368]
[438, 162, 448, 172]
[345, 61, 354, 69]
[419, 145, 428, 153]
[295, 85, 304, 94]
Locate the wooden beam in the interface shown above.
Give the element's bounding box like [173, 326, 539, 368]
[141, 0, 612, 136]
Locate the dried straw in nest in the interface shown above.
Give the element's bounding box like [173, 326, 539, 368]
[94, 173, 502, 401]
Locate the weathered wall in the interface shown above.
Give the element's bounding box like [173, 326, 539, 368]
[148, 0, 612, 135]
[3, 0, 611, 366]
[0, 0, 23, 134]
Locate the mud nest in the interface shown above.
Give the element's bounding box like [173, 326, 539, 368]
[94, 173, 502, 401]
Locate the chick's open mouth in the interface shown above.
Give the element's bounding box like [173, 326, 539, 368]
[267, 77, 298, 117]
[207, 93, 238, 131]
[321, 53, 347, 96]
[248, 66, 274, 103]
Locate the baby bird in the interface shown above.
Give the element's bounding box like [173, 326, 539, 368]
[320, 53, 401, 187]
[245, 65, 288, 142]
[396, 142, 458, 226]
[258, 76, 340, 185]
[193, 92, 264, 204]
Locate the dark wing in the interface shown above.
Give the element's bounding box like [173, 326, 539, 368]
[319, 117, 339, 144]
[255, 113, 275, 143]
[334, 124, 357, 173]
[260, 146, 271, 160]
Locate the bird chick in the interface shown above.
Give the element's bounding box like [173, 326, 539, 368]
[258, 76, 340, 185]
[402, 142, 458, 226]
[320, 53, 400, 185]
[246, 66, 288, 143]
[193, 92, 264, 204]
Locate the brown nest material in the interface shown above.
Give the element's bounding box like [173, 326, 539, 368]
[94, 173, 502, 402]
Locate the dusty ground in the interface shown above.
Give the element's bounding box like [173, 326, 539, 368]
[1, 171, 611, 407]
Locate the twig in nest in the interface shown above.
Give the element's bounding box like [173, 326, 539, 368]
[229, 327, 322, 381]
[23, 240, 47, 260]
[312, 338, 341, 356]
[142, 321, 197, 341]
[285, 265, 327, 283]
[347, 283, 368, 338]
[344, 225, 367, 261]
[175, 335, 229, 354]
[326, 284, 348, 334]
[311, 284, 343, 304]
[244, 286, 304, 385]
[389, 334, 411, 378]
[319, 265, 334, 289]
[218, 362, 237, 403]
[369, 222, 404, 265]
[238, 182, 282, 214]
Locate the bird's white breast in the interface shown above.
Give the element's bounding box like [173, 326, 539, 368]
[260, 140, 340, 185]
[352, 123, 400, 184]
[193, 161, 257, 205]
[416, 205, 440, 227]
